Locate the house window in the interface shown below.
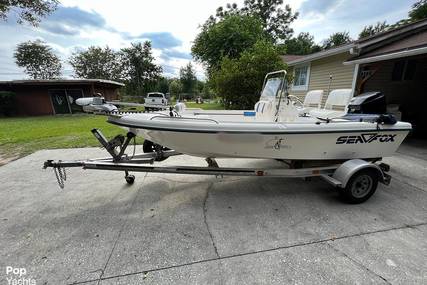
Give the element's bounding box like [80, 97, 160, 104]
[292, 64, 310, 90]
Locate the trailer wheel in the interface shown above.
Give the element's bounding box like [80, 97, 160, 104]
[143, 140, 169, 161]
[341, 169, 379, 204]
[125, 174, 135, 184]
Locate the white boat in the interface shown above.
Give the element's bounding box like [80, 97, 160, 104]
[103, 71, 411, 161]
[45, 71, 411, 203]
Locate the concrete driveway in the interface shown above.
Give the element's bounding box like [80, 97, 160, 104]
[0, 141, 426, 284]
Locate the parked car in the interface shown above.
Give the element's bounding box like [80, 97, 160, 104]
[144, 92, 168, 111]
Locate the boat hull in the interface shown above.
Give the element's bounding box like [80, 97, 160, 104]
[137, 128, 409, 160]
[108, 116, 409, 160]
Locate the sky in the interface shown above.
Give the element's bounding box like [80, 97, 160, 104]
[0, 0, 417, 80]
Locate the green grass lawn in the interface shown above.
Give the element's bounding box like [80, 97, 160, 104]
[184, 101, 223, 110]
[0, 114, 129, 159]
[0, 102, 225, 161]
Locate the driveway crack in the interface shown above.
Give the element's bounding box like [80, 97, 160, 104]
[95, 173, 147, 285]
[327, 242, 391, 284]
[72, 222, 427, 285]
[391, 175, 426, 193]
[203, 183, 220, 258]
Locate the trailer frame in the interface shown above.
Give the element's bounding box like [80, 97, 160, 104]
[43, 129, 391, 204]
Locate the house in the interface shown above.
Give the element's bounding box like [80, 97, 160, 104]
[0, 79, 124, 116]
[284, 19, 427, 137]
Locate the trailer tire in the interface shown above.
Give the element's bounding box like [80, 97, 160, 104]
[341, 169, 379, 204]
[125, 174, 135, 184]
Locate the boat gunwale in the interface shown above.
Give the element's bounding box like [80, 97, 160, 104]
[108, 119, 412, 135]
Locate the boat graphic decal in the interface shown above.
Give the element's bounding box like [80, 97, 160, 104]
[336, 133, 396, 144]
[265, 137, 290, 150]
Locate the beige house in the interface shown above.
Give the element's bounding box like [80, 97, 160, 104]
[284, 45, 357, 107]
[283, 19, 427, 137]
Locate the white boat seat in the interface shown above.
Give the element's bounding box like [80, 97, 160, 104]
[309, 89, 353, 119]
[298, 90, 324, 115]
[324, 89, 353, 110]
[254, 100, 274, 121]
[304, 90, 323, 108]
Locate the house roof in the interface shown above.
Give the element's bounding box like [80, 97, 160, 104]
[286, 43, 355, 66]
[285, 18, 427, 67]
[356, 18, 427, 48]
[344, 29, 427, 64]
[281, 55, 305, 62]
[0, 79, 125, 87]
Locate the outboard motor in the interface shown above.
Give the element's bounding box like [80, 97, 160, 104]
[344, 91, 397, 124]
[347, 91, 386, 114]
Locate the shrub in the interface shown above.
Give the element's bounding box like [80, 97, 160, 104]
[211, 40, 287, 109]
[0, 92, 17, 116]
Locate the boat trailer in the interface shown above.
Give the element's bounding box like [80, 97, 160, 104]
[43, 129, 392, 203]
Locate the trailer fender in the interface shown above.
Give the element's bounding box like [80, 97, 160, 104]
[332, 159, 385, 188]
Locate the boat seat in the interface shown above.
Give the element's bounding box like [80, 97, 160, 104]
[298, 90, 324, 115]
[309, 89, 353, 119]
[254, 100, 274, 121]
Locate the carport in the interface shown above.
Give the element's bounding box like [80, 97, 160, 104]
[345, 28, 427, 138]
[0, 79, 124, 116]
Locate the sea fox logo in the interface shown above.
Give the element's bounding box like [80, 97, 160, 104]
[336, 133, 396, 144]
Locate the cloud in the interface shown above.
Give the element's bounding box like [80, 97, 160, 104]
[41, 23, 80, 36]
[294, 0, 412, 42]
[47, 6, 106, 28]
[40, 6, 111, 36]
[161, 49, 192, 60]
[162, 64, 179, 77]
[125, 32, 182, 49]
[331, 0, 410, 22]
[299, 0, 342, 15]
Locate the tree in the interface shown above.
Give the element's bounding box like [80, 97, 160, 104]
[201, 82, 215, 99]
[213, 0, 298, 42]
[169, 79, 183, 97]
[359, 22, 388, 39]
[211, 40, 286, 109]
[284, 32, 321, 55]
[120, 41, 162, 96]
[196, 80, 205, 95]
[409, 0, 427, 21]
[179, 62, 197, 94]
[0, 0, 59, 25]
[14, 40, 62, 79]
[155, 77, 170, 94]
[69, 46, 122, 80]
[322, 32, 352, 49]
[192, 14, 266, 73]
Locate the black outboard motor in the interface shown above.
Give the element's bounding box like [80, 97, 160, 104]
[343, 91, 397, 124]
[347, 91, 386, 114]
